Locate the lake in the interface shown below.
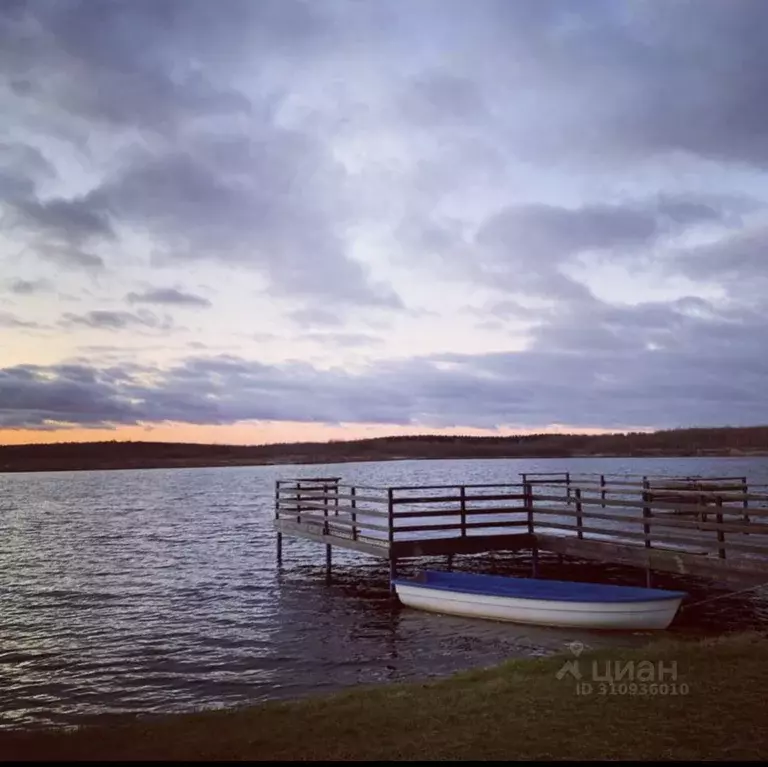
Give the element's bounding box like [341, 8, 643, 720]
[2, 456, 768, 730]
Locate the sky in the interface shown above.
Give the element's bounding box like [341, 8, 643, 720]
[2, 0, 768, 445]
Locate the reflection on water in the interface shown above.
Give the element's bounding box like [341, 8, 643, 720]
[1, 456, 768, 730]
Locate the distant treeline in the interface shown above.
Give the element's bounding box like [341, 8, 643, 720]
[1, 426, 768, 473]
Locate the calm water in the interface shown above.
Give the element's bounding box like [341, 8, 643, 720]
[2, 456, 768, 730]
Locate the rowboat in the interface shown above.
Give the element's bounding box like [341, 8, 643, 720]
[392, 571, 687, 630]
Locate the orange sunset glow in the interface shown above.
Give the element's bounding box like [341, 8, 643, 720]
[0, 422, 613, 447]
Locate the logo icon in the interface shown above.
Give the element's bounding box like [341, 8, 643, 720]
[555, 640, 585, 680]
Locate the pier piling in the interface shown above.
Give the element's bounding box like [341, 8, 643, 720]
[531, 546, 539, 578]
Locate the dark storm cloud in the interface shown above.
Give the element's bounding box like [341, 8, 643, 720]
[126, 288, 211, 308]
[60, 310, 173, 331]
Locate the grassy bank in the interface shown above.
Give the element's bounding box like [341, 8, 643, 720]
[2, 633, 767, 761]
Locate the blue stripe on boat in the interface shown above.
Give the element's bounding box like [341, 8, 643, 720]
[392, 570, 687, 603]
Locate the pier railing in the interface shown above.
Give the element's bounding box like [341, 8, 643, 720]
[275, 472, 768, 582]
[275, 477, 530, 556]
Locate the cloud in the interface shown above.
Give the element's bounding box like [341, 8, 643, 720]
[0, 363, 142, 427]
[0, 1, 402, 310]
[37, 246, 105, 271]
[3, 0, 768, 437]
[399, 72, 487, 127]
[1, 175, 110, 272]
[596, 0, 768, 167]
[0, 142, 55, 200]
[0, 311, 42, 329]
[477, 197, 732, 265]
[8, 196, 113, 242]
[399, 0, 768, 169]
[7, 278, 52, 295]
[441, 194, 750, 305]
[126, 287, 211, 308]
[673, 224, 768, 287]
[0, 0, 253, 133]
[288, 307, 347, 328]
[4, 291, 768, 431]
[301, 332, 383, 348]
[86, 139, 401, 308]
[59, 310, 173, 331]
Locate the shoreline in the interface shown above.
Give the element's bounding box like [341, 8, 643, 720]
[2, 633, 766, 760]
[2, 450, 767, 476]
[3, 428, 768, 474]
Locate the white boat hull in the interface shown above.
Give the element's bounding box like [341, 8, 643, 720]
[394, 583, 683, 630]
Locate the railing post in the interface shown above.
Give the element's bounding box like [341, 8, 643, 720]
[716, 495, 726, 559]
[642, 478, 652, 549]
[275, 480, 283, 564]
[525, 480, 538, 576]
[575, 487, 583, 540]
[351, 486, 358, 541]
[460, 485, 467, 537]
[322, 482, 329, 535]
[524, 481, 534, 535]
[388, 488, 397, 589]
[742, 476, 750, 533]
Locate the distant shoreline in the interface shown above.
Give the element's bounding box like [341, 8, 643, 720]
[1, 439, 768, 475]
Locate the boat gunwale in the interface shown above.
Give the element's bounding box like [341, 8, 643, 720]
[392, 571, 687, 603]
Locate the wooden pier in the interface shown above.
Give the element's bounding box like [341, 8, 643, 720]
[274, 472, 768, 588]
